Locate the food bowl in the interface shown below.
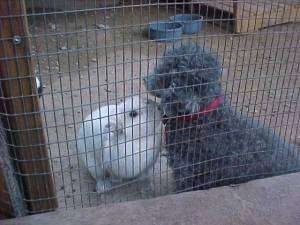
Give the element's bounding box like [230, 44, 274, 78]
[169, 14, 203, 34]
[148, 21, 183, 41]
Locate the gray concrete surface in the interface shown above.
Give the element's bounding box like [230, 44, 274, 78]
[4, 172, 300, 225]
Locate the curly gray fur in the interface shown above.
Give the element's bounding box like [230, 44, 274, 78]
[144, 43, 222, 115]
[144, 42, 300, 192]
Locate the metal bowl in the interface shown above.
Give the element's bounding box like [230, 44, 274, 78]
[169, 14, 203, 34]
[148, 21, 183, 41]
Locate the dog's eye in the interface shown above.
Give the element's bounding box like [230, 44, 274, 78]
[129, 110, 138, 118]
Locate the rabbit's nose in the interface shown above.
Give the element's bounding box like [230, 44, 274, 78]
[115, 121, 124, 134]
[104, 122, 123, 134]
[104, 122, 116, 132]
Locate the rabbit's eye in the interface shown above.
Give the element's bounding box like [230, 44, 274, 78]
[129, 110, 138, 118]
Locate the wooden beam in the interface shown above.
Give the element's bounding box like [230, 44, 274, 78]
[0, 0, 57, 213]
[235, 1, 300, 33]
[192, 0, 299, 33]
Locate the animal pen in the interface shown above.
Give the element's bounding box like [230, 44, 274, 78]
[0, 0, 299, 219]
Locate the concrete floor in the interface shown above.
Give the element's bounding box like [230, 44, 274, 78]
[5, 172, 300, 225]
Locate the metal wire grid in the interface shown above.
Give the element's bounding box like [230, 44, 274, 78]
[0, 0, 299, 214]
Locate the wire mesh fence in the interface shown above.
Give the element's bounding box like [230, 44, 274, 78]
[0, 0, 299, 217]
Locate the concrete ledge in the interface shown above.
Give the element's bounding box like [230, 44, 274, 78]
[5, 173, 300, 225]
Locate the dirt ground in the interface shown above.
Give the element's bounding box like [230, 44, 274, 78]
[27, 6, 300, 210]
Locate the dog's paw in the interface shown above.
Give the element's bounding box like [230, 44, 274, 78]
[96, 180, 112, 193]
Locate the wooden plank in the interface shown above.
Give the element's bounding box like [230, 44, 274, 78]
[25, 0, 120, 11]
[235, 1, 300, 33]
[0, 66, 14, 219]
[198, 1, 235, 13]
[194, 1, 235, 13]
[0, 0, 57, 213]
[192, 1, 299, 33]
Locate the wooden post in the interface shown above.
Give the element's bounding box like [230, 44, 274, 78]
[232, 0, 238, 33]
[0, 0, 57, 213]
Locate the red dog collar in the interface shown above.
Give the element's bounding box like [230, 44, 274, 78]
[177, 95, 225, 121]
[163, 96, 224, 144]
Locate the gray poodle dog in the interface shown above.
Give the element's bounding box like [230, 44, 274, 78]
[144, 42, 300, 192]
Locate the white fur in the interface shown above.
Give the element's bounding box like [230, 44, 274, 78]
[103, 96, 161, 179]
[77, 96, 162, 193]
[77, 105, 117, 181]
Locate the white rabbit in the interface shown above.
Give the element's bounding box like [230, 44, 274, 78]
[103, 96, 162, 179]
[77, 104, 117, 190]
[77, 96, 162, 193]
